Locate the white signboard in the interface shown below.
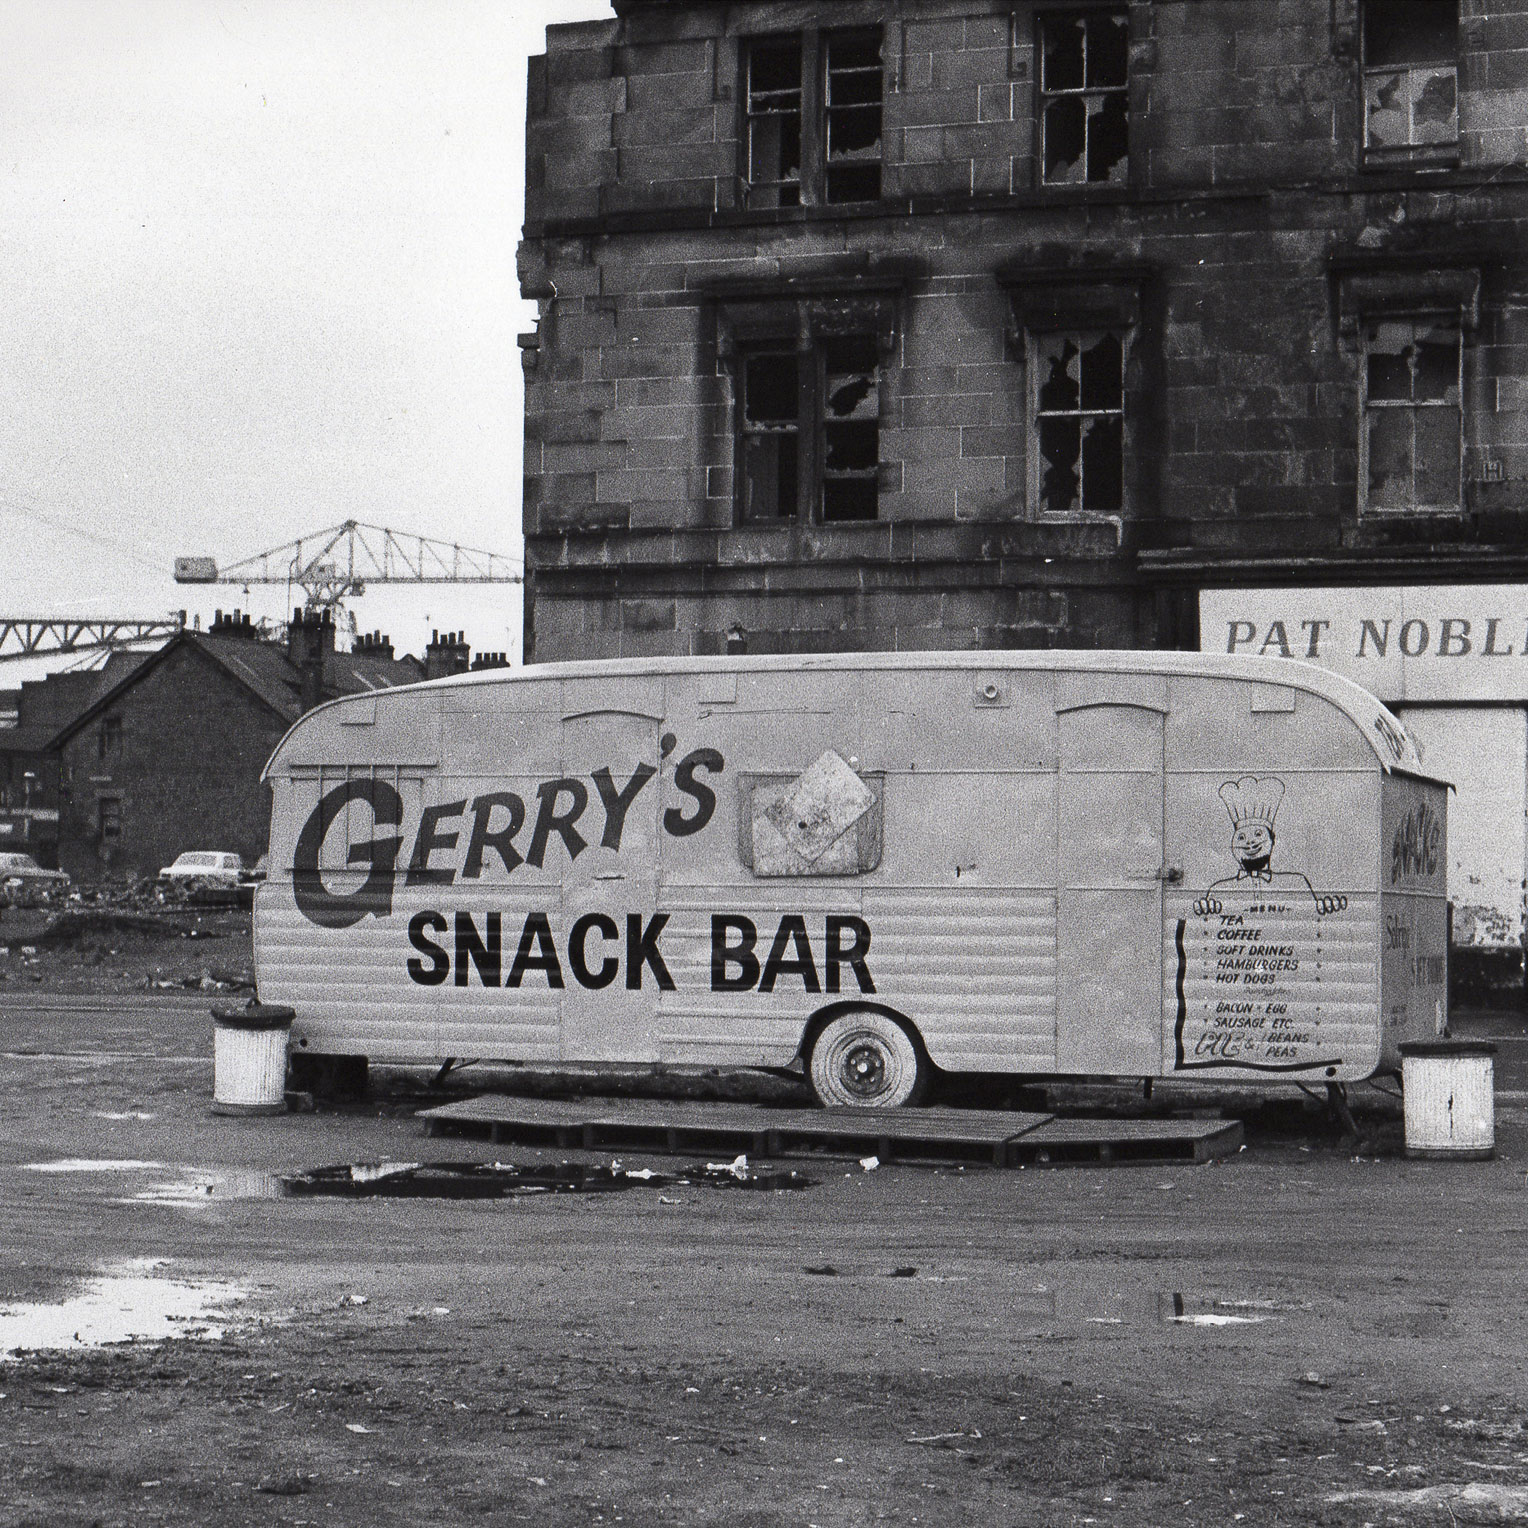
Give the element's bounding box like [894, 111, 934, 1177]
[1199, 585, 1528, 703]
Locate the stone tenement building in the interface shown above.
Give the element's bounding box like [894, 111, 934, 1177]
[521, 0, 1528, 987]
[521, 0, 1528, 660]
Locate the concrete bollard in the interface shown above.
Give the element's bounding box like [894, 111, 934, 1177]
[1399, 1039, 1497, 1160]
[210, 1003, 296, 1116]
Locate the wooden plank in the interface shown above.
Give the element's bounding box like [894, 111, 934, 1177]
[422, 1096, 593, 1127]
[1008, 1118, 1243, 1167]
[419, 1094, 1241, 1169]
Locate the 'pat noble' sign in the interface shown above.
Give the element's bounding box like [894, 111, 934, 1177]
[1199, 585, 1528, 703]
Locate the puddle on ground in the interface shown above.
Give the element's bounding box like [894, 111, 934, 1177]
[1014, 1280, 1310, 1329]
[14, 1156, 814, 1205]
[0, 1259, 249, 1360]
[1328, 1483, 1528, 1517]
[281, 1158, 814, 1200]
[20, 1158, 167, 1174]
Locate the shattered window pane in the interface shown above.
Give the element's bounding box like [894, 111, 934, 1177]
[1040, 11, 1128, 186]
[746, 38, 803, 208]
[825, 30, 882, 204]
[1365, 63, 1457, 149]
[1363, 317, 1461, 514]
[820, 335, 879, 521]
[1033, 331, 1125, 515]
[1362, 0, 1457, 152]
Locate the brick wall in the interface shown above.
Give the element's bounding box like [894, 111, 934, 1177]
[57, 645, 283, 883]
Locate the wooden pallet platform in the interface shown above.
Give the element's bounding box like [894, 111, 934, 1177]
[419, 1095, 1243, 1168]
[1011, 1117, 1244, 1166]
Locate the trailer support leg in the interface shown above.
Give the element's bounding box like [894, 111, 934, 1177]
[1326, 1081, 1359, 1142]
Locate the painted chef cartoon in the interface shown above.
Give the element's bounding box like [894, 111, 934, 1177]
[1192, 775, 1348, 916]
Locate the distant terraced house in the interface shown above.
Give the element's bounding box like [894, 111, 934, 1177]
[47, 612, 432, 884]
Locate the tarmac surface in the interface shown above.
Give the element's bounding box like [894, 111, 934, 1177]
[3, 991, 1528, 1526]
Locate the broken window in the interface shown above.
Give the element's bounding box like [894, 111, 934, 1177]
[743, 28, 882, 208]
[739, 335, 881, 523]
[1039, 10, 1128, 186]
[1032, 330, 1125, 515]
[745, 39, 802, 208]
[824, 32, 883, 204]
[98, 714, 122, 761]
[1362, 316, 1461, 514]
[97, 796, 121, 842]
[740, 350, 801, 520]
[1362, 0, 1458, 160]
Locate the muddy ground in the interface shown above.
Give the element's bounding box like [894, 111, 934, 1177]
[2, 913, 1528, 1526]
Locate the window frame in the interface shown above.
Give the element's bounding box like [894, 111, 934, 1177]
[1358, 311, 1464, 519]
[735, 332, 884, 525]
[97, 795, 122, 843]
[1027, 327, 1127, 519]
[1035, 5, 1131, 190]
[740, 26, 885, 210]
[1359, 0, 1460, 168]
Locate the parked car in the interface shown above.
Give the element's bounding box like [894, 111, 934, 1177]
[157, 852, 247, 890]
[0, 852, 72, 908]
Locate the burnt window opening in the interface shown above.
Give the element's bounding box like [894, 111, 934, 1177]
[1362, 0, 1458, 159]
[1032, 331, 1124, 515]
[1362, 316, 1461, 515]
[824, 32, 883, 204]
[1039, 10, 1128, 186]
[97, 796, 122, 842]
[743, 28, 882, 209]
[98, 714, 122, 761]
[740, 350, 801, 520]
[745, 39, 802, 208]
[739, 335, 881, 523]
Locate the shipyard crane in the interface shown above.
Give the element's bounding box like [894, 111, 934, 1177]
[174, 519, 522, 616]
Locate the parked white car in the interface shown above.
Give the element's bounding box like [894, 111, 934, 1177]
[157, 851, 247, 889]
[0, 852, 72, 908]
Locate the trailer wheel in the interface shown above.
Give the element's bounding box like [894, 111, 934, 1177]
[807, 1011, 928, 1109]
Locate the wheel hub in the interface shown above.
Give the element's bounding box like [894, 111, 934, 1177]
[841, 1041, 887, 1098]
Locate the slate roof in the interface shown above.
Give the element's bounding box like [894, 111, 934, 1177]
[49, 632, 424, 747]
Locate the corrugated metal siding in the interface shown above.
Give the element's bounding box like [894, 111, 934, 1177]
[257, 885, 560, 1062]
[650, 888, 1056, 1070]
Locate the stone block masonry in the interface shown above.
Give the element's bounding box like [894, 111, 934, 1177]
[523, 0, 1528, 663]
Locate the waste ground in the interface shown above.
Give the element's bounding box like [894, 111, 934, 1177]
[2, 914, 1528, 1525]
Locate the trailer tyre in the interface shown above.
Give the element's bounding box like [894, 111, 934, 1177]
[808, 1011, 928, 1109]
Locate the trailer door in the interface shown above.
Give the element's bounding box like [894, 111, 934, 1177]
[1054, 700, 1166, 1075]
[558, 707, 664, 1063]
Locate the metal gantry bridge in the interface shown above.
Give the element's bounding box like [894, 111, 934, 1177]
[0, 616, 185, 663]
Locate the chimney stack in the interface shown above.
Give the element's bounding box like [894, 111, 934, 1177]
[424, 629, 471, 681]
[209, 608, 257, 639]
[287, 607, 337, 710]
[354, 630, 395, 661]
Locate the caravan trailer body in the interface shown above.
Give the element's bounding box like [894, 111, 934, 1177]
[256, 652, 1448, 1103]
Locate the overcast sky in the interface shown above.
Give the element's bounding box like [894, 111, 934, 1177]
[0, 0, 613, 678]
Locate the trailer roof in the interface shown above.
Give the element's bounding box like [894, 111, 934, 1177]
[271, 649, 1432, 777]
